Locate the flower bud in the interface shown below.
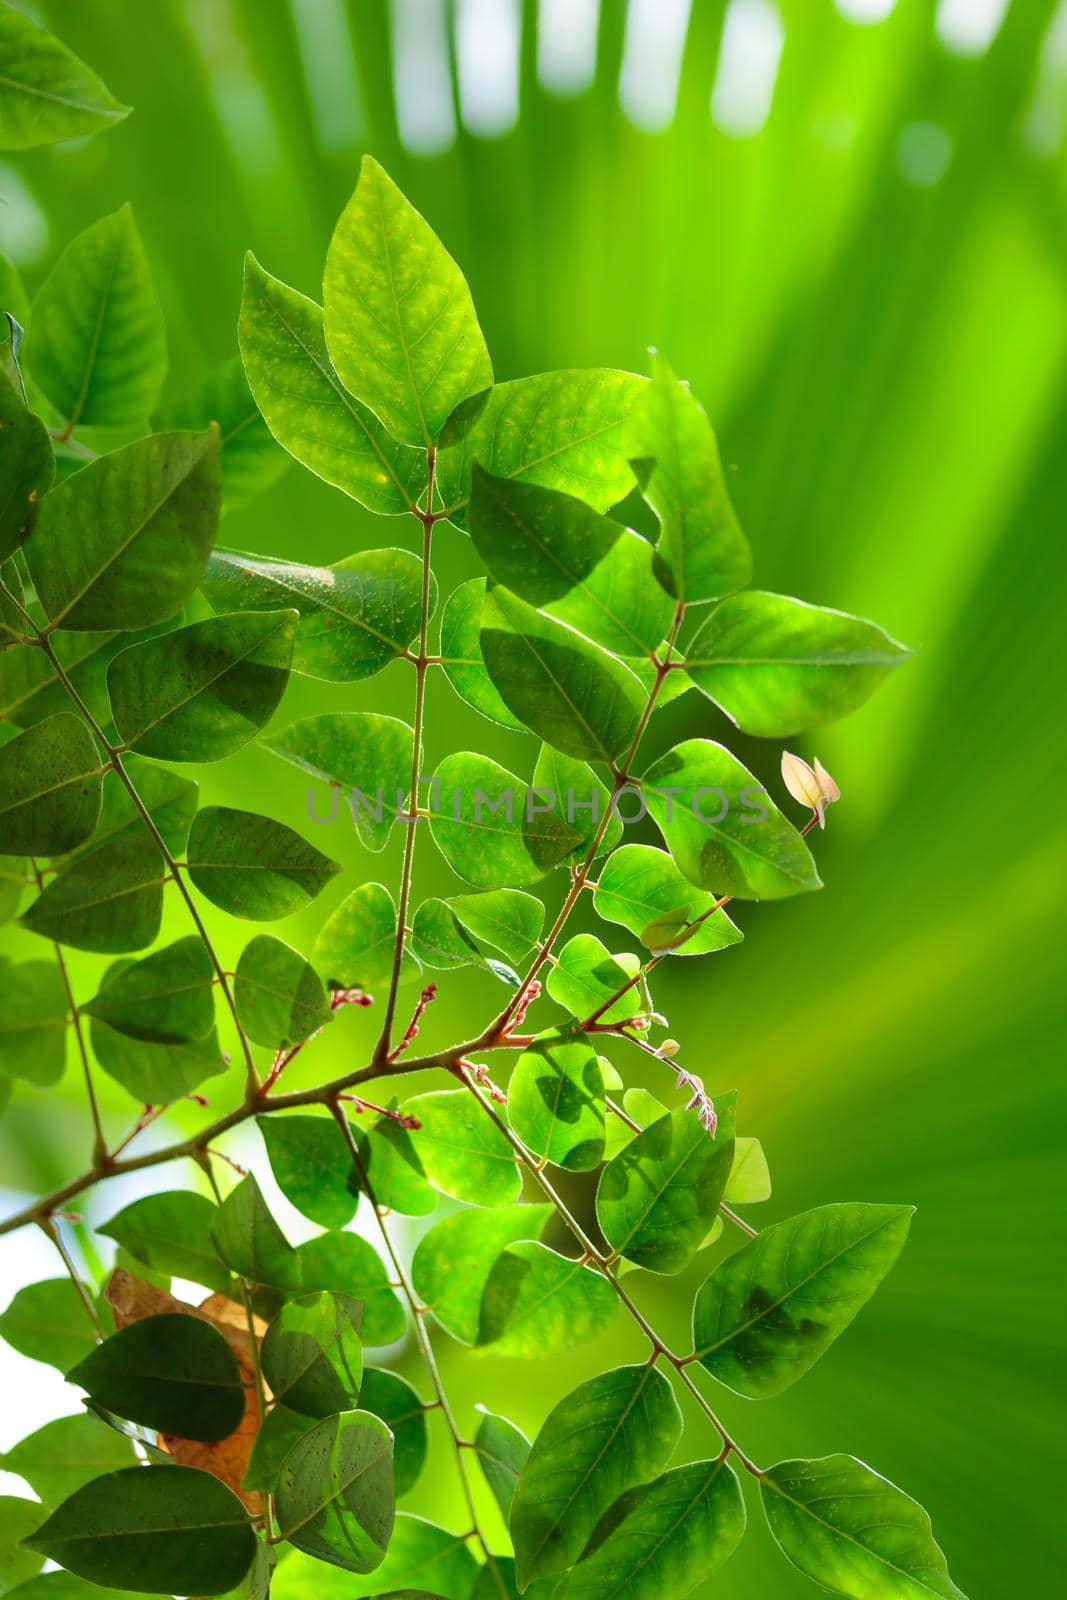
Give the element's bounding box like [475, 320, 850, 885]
[781, 751, 840, 828]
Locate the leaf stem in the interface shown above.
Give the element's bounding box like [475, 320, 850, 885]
[328, 1103, 505, 1572]
[494, 604, 686, 1038]
[24, 618, 262, 1100]
[578, 813, 821, 1032]
[375, 448, 436, 1064]
[30, 858, 106, 1167]
[37, 1214, 102, 1338]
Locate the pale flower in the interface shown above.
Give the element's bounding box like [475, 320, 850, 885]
[781, 751, 841, 828]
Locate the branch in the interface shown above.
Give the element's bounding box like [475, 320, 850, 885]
[0, 1014, 529, 1238]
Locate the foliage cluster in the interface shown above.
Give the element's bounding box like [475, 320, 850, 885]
[0, 16, 962, 1600]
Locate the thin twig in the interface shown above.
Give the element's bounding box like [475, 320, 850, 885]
[30, 859, 106, 1166]
[376, 451, 437, 1064]
[493, 603, 686, 1039]
[329, 1104, 505, 1574]
[37, 1215, 102, 1338]
[0, 572, 263, 1102]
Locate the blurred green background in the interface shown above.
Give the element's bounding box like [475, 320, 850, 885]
[2, 0, 1065, 1594]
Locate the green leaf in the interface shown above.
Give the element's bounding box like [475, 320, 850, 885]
[642, 739, 821, 900]
[436, 370, 647, 525]
[25, 207, 165, 433]
[593, 843, 743, 956]
[297, 1233, 406, 1348]
[262, 713, 413, 851]
[547, 935, 642, 1025]
[447, 889, 543, 966]
[210, 1175, 302, 1291]
[0, 961, 68, 1086]
[22, 1466, 255, 1595]
[5, 1573, 159, 1600]
[0, 853, 26, 924]
[761, 1456, 967, 1600]
[186, 806, 340, 920]
[477, 1241, 617, 1358]
[510, 1364, 682, 1589]
[202, 549, 431, 684]
[0, 555, 26, 648]
[0, 1280, 99, 1372]
[163, 355, 286, 512]
[439, 578, 526, 732]
[64, 759, 197, 866]
[82, 937, 214, 1045]
[239, 256, 424, 515]
[0, 618, 180, 733]
[0, 369, 53, 560]
[66, 1314, 245, 1442]
[20, 835, 165, 952]
[353, 1115, 437, 1219]
[411, 1207, 553, 1345]
[236, 937, 331, 1049]
[597, 1095, 737, 1275]
[0, 7, 128, 150]
[24, 429, 220, 632]
[323, 155, 492, 449]
[481, 585, 644, 763]
[257, 1114, 358, 1229]
[243, 1404, 312, 1495]
[532, 745, 622, 868]
[221, 1539, 274, 1600]
[90, 1012, 228, 1104]
[470, 467, 674, 656]
[107, 610, 296, 762]
[554, 1458, 745, 1600]
[411, 898, 491, 974]
[313, 882, 411, 989]
[1, 249, 29, 323]
[359, 1368, 427, 1498]
[281, 1513, 479, 1599]
[98, 1192, 231, 1293]
[428, 751, 579, 889]
[472, 1409, 529, 1523]
[692, 1202, 913, 1397]
[262, 1292, 363, 1419]
[275, 1408, 394, 1573]
[627, 352, 751, 605]
[685, 591, 911, 737]
[508, 1030, 605, 1171]
[725, 1137, 771, 1205]
[0, 1498, 44, 1593]
[402, 1090, 521, 1208]
[0, 1415, 134, 1509]
[0, 714, 102, 854]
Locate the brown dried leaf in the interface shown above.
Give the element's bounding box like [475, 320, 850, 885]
[103, 1268, 268, 1511]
